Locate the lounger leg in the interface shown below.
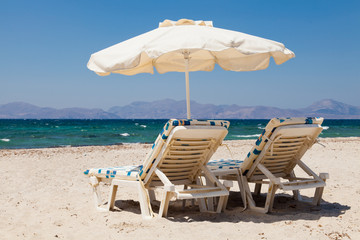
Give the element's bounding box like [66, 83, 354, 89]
[235, 172, 247, 210]
[158, 191, 172, 218]
[222, 180, 233, 211]
[90, 176, 108, 212]
[137, 182, 153, 219]
[198, 198, 208, 212]
[292, 190, 302, 201]
[205, 176, 215, 212]
[182, 185, 188, 210]
[312, 173, 329, 206]
[264, 183, 277, 213]
[288, 171, 302, 201]
[241, 175, 256, 209]
[254, 183, 262, 196]
[196, 178, 208, 212]
[148, 189, 156, 203]
[216, 196, 226, 213]
[107, 184, 118, 210]
[240, 175, 271, 213]
[92, 185, 103, 209]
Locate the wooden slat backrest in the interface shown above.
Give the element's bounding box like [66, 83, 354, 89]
[241, 118, 324, 181]
[144, 125, 228, 187]
[138, 119, 229, 181]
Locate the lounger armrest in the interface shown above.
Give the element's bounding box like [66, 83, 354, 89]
[257, 164, 281, 185]
[223, 180, 233, 188]
[200, 165, 228, 190]
[297, 160, 325, 183]
[155, 168, 175, 192]
[89, 176, 99, 187]
[319, 173, 329, 180]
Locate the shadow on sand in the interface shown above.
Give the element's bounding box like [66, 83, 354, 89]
[112, 190, 350, 223]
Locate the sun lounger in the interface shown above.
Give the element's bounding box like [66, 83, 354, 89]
[84, 119, 230, 219]
[207, 117, 329, 213]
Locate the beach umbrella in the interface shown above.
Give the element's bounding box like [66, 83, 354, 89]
[87, 19, 295, 119]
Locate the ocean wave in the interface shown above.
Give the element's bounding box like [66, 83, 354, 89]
[257, 127, 265, 130]
[233, 134, 260, 138]
[120, 133, 130, 137]
[1, 138, 10, 142]
[323, 126, 329, 130]
[59, 145, 72, 148]
[140, 125, 147, 128]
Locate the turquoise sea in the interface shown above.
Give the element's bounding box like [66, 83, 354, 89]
[0, 119, 359, 149]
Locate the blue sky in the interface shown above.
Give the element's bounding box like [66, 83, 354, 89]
[1, 0, 359, 110]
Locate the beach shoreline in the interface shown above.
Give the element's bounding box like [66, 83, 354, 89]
[1, 138, 359, 239]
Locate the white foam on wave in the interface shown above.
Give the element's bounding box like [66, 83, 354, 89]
[323, 126, 329, 130]
[140, 125, 147, 128]
[1, 138, 10, 142]
[257, 127, 265, 130]
[233, 134, 260, 138]
[60, 145, 72, 148]
[120, 133, 130, 137]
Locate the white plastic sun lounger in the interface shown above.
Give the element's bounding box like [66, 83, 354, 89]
[208, 117, 329, 213]
[84, 119, 230, 219]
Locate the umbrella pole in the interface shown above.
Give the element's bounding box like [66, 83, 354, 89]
[184, 55, 191, 119]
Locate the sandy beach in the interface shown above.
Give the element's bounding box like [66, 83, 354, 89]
[1, 137, 359, 239]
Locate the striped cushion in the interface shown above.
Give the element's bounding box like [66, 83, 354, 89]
[84, 165, 143, 180]
[207, 159, 243, 171]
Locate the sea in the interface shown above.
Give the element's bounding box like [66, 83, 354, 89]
[0, 119, 359, 149]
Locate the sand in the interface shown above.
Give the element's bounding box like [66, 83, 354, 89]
[1, 138, 359, 240]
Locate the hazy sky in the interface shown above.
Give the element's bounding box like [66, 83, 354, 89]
[1, 0, 359, 110]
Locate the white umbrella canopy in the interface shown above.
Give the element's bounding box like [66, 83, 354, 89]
[88, 19, 295, 119]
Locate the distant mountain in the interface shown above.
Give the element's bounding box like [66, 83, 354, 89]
[1, 99, 360, 119]
[109, 99, 189, 119]
[108, 99, 303, 119]
[0, 102, 118, 119]
[302, 99, 360, 117]
[108, 99, 360, 119]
